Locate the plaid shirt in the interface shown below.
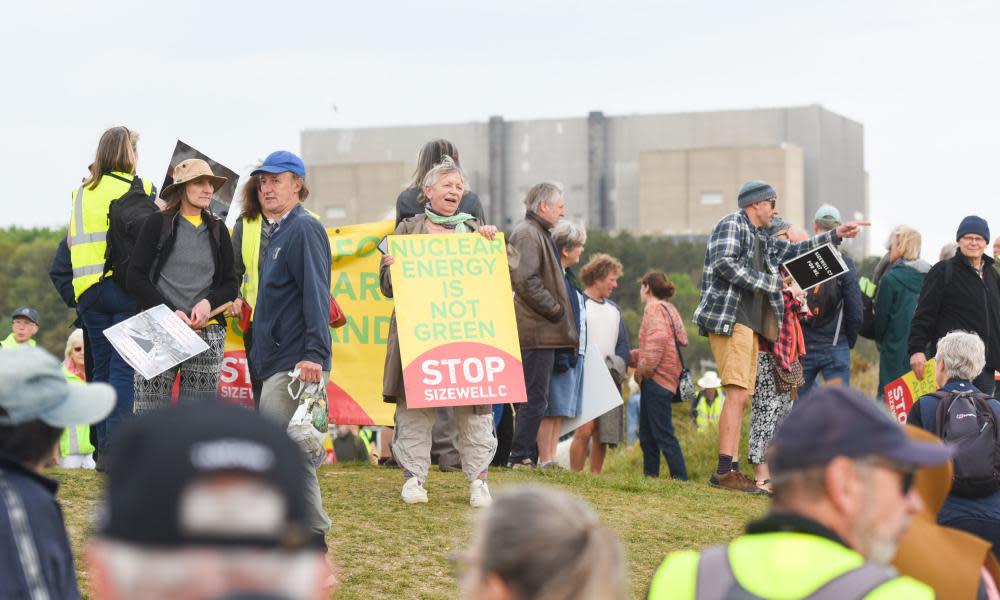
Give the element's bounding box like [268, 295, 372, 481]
[693, 210, 837, 336]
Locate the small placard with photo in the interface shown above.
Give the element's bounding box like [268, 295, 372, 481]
[782, 243, 848, 291]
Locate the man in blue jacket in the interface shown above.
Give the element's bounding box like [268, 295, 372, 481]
[249, 150, 332, 546]
[800, 204, 864, 395]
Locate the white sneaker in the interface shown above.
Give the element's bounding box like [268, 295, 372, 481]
[401, 477, 428, 504]
[469, 479, 492, 508]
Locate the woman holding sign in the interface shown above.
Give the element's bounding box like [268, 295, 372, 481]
[126, 159, 238, 412]
[380, 155, 499, 508]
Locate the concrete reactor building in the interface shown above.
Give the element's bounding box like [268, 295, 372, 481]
[301, 104, 868, 255]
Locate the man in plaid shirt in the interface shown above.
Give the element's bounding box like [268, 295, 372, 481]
[694, 180, 868, 493]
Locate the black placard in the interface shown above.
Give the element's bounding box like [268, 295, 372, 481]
[782, 243, 848, 290]
[160, 140, 240, 219]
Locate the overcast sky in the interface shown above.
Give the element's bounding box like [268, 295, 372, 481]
[3, 1, 997, 262]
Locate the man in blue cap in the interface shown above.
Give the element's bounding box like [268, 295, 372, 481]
[2, 307, 40, 348]
[0, 347, 115, 599]
[248, 150, 333, 543]
[647, 385, 949, 599]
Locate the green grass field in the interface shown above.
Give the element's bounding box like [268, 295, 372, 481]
[52, 404, 774, 599]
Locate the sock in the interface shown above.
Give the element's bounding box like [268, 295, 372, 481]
[716, 454, 733, 476]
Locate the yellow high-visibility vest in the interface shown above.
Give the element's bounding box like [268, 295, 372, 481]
[59, 365, 95, 456]
[68, 172, 154, 301]
[239, 207, 321, 321]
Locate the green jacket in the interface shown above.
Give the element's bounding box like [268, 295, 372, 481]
[649, 526, 933, 599]
[0, 333, 36, 348]
[874, 261, 929, 391]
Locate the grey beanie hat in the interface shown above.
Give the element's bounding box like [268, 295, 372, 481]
[738, 180, 777, 208]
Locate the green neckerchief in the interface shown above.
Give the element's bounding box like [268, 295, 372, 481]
[424, 206, 473, 233]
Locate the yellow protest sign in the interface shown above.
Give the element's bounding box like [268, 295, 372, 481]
[388, 232, 525, 408]
[327, 221, 396, 426]
[884, 359, 937, 423]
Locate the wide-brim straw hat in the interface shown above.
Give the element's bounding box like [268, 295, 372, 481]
[697, 371, 722, 389]
[160, 158, 227, 198]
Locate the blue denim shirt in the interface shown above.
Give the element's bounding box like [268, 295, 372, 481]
[0, 456, 80, 599]
[910, 379, 1000, 525]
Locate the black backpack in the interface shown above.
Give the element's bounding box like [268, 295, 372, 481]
[104, 174, 158, 286]
[804, 278, 844, 330]
[933, 390, 1000, 498]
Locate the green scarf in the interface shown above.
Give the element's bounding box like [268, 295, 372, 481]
[424, 206, 474, 233]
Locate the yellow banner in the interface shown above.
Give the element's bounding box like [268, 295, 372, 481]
[388, 232, 525, 408]
[327, 221, 396, 426]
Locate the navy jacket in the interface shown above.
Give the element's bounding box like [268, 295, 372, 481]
[250, 205, 333, 380]
[802, 255, 863, 349]
[0, 456, 80, 599]
[49, 237, 76, 308]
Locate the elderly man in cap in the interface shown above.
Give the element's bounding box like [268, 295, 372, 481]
[694, 181, 869, 494]
[247, 150, 333, 543]
[2, 308, 40, 348]
[86, 402, 333, 599]
[647, 386, 948, 599]
[0, 347, 114, 599]
[799, 204, 864, 394]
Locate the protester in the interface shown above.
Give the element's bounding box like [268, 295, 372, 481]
[570, 254, 630, 474]
[906, 330, 1000, 551]
[460, 486, 627, 600]
[228, 173, 268, 406]
[693, 180, 868, 493]
[249, 150, 334, 541]
[396, 138, 485, 225]
[799, 204, 863, 393]
[2, 308, 39, 348]
[909, 216, 1000, 395]
[692, 372, 724, 429]
[86, 402, 333, 599]
[68, 126, 154, 463]
[647, 386, 946, 599]
[892, 425, 1000, 599]
[874, 225, 930, 393]
[381, 156, 499, 506]
[0, 347, 114, 599]
[333, 425, 372, 464]
[537, 220, 587, 468]
[940, 241, 959, 262]
[126, 158, 238, 412]
[507, 182, 577, 468]
[58, 329, 96, 469]
[748, 217, 807, 494]
[629, 270, 688, 480]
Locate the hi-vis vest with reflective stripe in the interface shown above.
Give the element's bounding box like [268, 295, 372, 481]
[68, 172, 154, 301]
[239, 207, 321, 321]
[695, 391, 724, 428]
[59, 365, 94, 456]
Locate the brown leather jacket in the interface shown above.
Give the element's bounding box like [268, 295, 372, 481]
[508, 213, 578, 350]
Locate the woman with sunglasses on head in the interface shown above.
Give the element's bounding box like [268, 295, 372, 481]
[126, 159, 238, 413]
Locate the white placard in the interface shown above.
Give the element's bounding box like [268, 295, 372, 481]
[103, 304, 209, 380]
[560, 342, 623, 436]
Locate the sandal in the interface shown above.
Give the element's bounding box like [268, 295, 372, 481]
[755, 479, 773, 495]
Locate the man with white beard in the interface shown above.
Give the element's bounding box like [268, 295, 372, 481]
[646, 386, 949, 599]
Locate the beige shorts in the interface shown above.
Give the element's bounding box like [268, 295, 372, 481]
[708, 323, 760, 391]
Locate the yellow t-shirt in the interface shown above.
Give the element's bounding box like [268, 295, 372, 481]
[182, 213, 203, 228]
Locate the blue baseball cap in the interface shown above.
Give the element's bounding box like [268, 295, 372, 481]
[12, 307, 39, 325]
[0, 347, 114, 427]
[251, 151, 306, 178]
[768, 386, 952, 474]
